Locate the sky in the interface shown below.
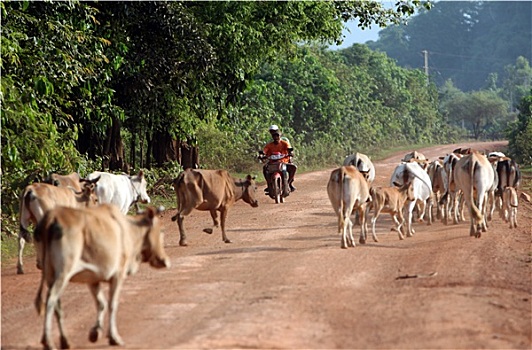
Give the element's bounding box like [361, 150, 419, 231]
[329, 21, 382, 49]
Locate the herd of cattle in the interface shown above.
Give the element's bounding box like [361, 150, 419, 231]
[329, 147, 528, 249]
[16, 167, 260, 349]
[13, 146, 528, 349]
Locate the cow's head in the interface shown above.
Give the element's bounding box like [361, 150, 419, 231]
[72, 177, 99, 206]
[130, 170, 151, 204]
[241, 175, 259, 208]
[139, 206, 170, 269]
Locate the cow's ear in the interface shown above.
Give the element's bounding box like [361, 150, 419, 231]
[138, 170, 144, 178]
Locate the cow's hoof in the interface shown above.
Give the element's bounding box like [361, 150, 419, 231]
[89, 327, 102, 343]
[109, 335, 124, 346]
[179, 240, 188, 247]
[16, 266, 24, 275]
[60, 335, 71, 349]
[224, 239, 232, 244]
[359, 238, 366, 244]
[203, 228, 213, 234]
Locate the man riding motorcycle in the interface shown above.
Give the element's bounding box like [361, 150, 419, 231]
[261, 125, 297, 196]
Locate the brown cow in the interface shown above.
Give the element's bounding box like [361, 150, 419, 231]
[369, 182, 415, 241]
[327, 166, 371, 248]
[171, 169, 259, 246]
[501, 187, 519, 229]
[426, 159, 447, 224]
[44, 172, 85, 192]
[34, 204, 169, 350]
[17, 181, 98, 274]
[440, 152, 465, 225]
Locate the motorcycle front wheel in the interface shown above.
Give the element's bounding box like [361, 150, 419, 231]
[273, 175, 284, 204]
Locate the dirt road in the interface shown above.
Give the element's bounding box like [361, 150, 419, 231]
[2, 141, 531, 349]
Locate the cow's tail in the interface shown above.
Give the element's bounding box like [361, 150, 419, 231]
[338, 167, 347, 233]
[33, 216, 51, 316]
[171, 172, 186, 221]
[469, 158, 483, 222]
[34, 273, 46, 315]
[513, 161, 521, 188]
[19, 189, 35, 242]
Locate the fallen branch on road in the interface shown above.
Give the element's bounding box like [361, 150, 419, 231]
[396, 271, 438, 280]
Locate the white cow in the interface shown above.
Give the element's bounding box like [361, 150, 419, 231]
[390, 162, 432, 237]
[343, 152, 376, 183]
[87, 171, 150, 214]
[453, 151, 495, 237]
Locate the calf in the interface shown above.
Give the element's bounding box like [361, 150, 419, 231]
[501, 187, 519, 229]
[327, 166, 371, 248]
[34, 204, 169, 350]
[369, 182, 415, 241]
[390, 162, 432, 237]
[17, 181, 98, 274]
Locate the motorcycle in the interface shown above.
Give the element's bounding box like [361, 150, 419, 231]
[258, 149, 293, 204]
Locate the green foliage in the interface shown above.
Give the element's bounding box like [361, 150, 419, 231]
[368, 1, 531, 92]
[507, 91, 532, 166]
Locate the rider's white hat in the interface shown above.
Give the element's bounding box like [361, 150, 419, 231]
[268, 125, 280, 132]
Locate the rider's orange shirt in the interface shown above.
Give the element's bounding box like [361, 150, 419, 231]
[264, 140, 291, 164]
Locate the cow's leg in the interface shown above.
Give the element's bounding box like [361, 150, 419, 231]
[458, 193, 466, 222]
[358, 206, 368, 245]
[108, 276, 125, 346]
[442, 195, 450, 225]
[392, 211, 405, 240]
[203, 210, 219, 234]
[348, 215, 357, 247]
[487, 191, 495, 222]
[405, 201, 415, 237]
[219, 208, 232, 243]
[449, 192, 457, 224]
[341, 209, 351, 249]
[475, 192, 487, 234]
[55, 299, 70, 350]
[176, 214, 188, 246]
[427, 195, 433, 225]
[88, 283, 107, 343]
[370, 207, 381, 243]
[512, 208, 518, 228]
[417, 199, 426, 223]
[42, 278, 70, 350]
[17, 234, 26, 274]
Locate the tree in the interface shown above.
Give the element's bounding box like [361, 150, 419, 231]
[507, 90, 532, 165]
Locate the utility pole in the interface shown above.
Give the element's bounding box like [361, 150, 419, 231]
[422, 50, 429, 84]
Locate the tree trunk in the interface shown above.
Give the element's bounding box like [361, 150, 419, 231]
[149, 131, 198, 169]
[180, 141, 199, 169]
[103, 117, 128, 172]
[152, 130, 179, 167]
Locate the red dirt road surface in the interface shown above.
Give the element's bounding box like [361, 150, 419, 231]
[2, 141, 531, 349]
